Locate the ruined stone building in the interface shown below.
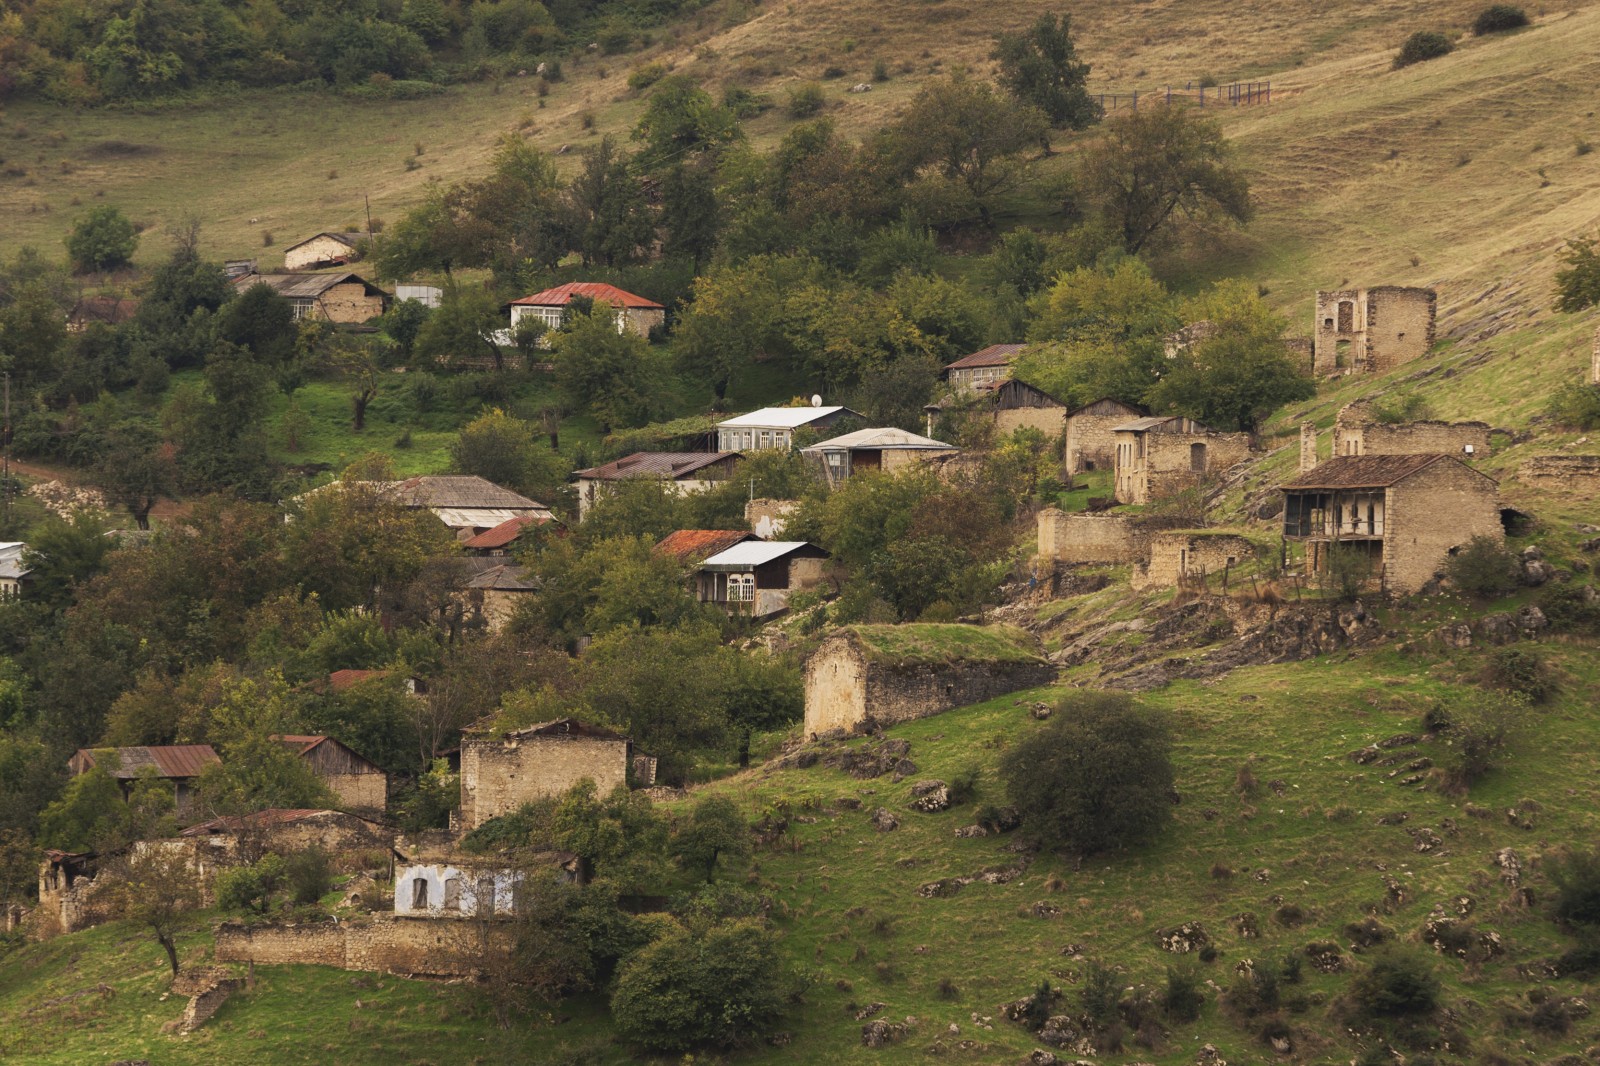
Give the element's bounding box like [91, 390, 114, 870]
[1519, 455, 1600, 497]
[803, 624, 1055, 737]
[1280, 453, 1501, 595]
[1332, 401, 1490, 459]
[1064, 397, 1148, 475]
[1312, 287, 1436, 376]
[1112, 416, 1254, 505]
[458, 719, 632, 831]
[273, 736, 389, 815]
[1036, 510, 1149, 565]
[1132, 531, 1260, 591]
[393, 849, 579, 919]
[68, 745, 221, 819]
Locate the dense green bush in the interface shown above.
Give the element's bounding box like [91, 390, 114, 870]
[1486, 646, 1553, 703]
[1442, 535, 1519, 599]
[1550, 848, 1600, 927]
[1545, 383, 1600, 430]
[216, 854, 287, 913]
[284, 847, 334, 905]
[786, 83, 825, 118]
[1538, 582, 1600, 632]
[65, 206, 138, 274]
[1473, 4, 1529, 34]
[1348, 951, 1441, 1018]
[1000, 691, 1174, 856]
[1393, 31, 1454, 68]
[1163, 964, 1207, 1022]
[1432, 690, 1525, 792]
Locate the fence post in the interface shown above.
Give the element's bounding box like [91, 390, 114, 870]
[1132, 89, 1137, 110]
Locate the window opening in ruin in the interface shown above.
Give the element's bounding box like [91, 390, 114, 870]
[1335, 340, 1351, 368]
[443, 876, 462, 911]
[412, 878, 429, 910]
[477, 876, 496, 916]
[1189, 443, 1206, 472]
[1337, 301, 1354, 332]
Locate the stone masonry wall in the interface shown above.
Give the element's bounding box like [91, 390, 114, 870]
[803, 634, 867, 737]
[1135, 432, 1253, 504]
[860, 659, 1057, 733]
[1065, 413, 1129, 474]
[994, 406, 1067, 437]
[1385, 461, 1502, 595]
[1337, 419, 1492, 458]
[1365, 287, 1436, 373]
[324, 773, 387, 815]
[1036, 510, 1148, 565]
[1519, 455, 1600, 497]
[215, 916, 514, 977]
[1133, 532, 1258, 591]
[319, 282, 385, 324]
[460, 734, 627, 831]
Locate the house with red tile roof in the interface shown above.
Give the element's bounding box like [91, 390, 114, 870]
[572, 451, 743, 520]
[509, 282, 666, 341]
[654, 529, 758, 566]
[462, 514, 550, 555]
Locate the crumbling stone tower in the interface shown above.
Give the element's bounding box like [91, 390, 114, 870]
[1312, 287, 1436, 376]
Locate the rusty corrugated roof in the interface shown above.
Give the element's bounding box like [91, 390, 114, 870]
[1280, 453, 1455, 490]
[654, 529, 756, 563]
[72, 745, 221, 779]
[234, 272, 387, 300]
[462, 515, 545, 550]
[944, 343, 1026, 370]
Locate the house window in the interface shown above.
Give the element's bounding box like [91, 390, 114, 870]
[759, 430, 772, 449]
[1189, 442, 1206, 472]
[477, 876, 496, 917]
[728, 574, 755, 602]
[443, 876, 463, 911]
[290, 299, 313, 320]
[774, 431, 789, 448]
[824, 451, 847, 479]
[412, 877, 429, 910]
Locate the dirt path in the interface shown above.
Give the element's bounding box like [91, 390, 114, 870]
[5, 456, 191, 521]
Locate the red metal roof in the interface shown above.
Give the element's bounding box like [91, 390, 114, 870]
[944, 343, 1027, 371]
[654, 529, 757, 563]
[509, 282, 664, 310]
[574, 451, 742, 482]
[71, 745, 221, 779]
[462, 514, 544, 550]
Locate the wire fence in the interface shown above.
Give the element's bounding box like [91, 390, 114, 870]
[1093, 81, 1271, 113]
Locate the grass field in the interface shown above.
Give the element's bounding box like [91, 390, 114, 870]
[6, 632, 1599, 1063]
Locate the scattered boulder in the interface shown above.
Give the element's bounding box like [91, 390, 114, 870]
[909, 781, 951, 813]
[1376, 811, 1410, 826]
[1031, 702, 1053, 720]
[1232, 912, 1260, 939]
[849, 82, 873, 93]
[1477, 613, 1520, 644]
[1435, 623, 1472, 649]
[954, 824, 988, 839]
[1495, 848, 1523, 886]
[1409, 827, 1443, 852]
[1156, 922, 1210, 954]
[870, 807, 899, 832]
[853, 1002, 887, 1020]
[836, 797, 862, 811]
[1029, 1051, 1060, 1066]
[1304, 941, 1344, 973]
[1196, 1044, 1228, 1065]
[861, 1019, 907, 1048]
[1516, 604, 1548, 633]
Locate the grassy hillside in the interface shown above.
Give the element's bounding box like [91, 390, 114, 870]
[6, 634, 1599, 1063]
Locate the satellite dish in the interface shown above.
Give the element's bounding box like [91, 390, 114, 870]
[811, 394, 823, 408]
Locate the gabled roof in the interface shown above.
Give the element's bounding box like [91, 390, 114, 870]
[272, 734, 338, 756]
[1067, 396, 1149, 418]
[326, 669, 389, 691]
[462, 515, 545, 550]
[462, 562, 541, 591]
[71, 745, 221, 780]
[701, 540, 827, 571]
[0, 542, 28, 582]
[393, 475, 542, 511]
[574, 451, 742, 481]
[504, 718, 627, 742]
[802, 427, 955, 452]
[1112, 415, 1215, 434]
[944, 343, 1026, 371]
[717, 406, 858, 429]
[283, 232, 366, 252]
[1279, 453, 1493, 491]
[655, 529, 757, 563]
[510, 282, 664, 310]
[233, 272, 388, 300]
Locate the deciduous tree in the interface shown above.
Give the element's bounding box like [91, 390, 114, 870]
[992, 12, 1102, 132]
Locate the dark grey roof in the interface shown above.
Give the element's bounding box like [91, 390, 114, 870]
[393, 475, 541, 510]
[1279, 453, 1490, 491]
[234, 271, 387, 299]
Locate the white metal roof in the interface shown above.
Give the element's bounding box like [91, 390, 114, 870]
[431, 506, 551, 529]
[0, 543, 26, 581]
[716, 406, 846, 429]
[802, 427, 955, 452]
[700, 541, 817, 569]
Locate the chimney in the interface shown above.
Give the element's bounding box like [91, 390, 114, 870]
[1299, 422, 1318, 473]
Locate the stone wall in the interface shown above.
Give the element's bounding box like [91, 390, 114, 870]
[1591, 323, 1600, 385]
[323, 773, 387, 815]
[394, 863, 520, 918]
[1036, 510, 1147, 565]
[1120, 432, 1253, 505]
[1519, 455, 1600, 496]
[1133, 532, 1258, 590]
[1312, 287, 1436, 376]
[746, 498, 797, 538]
[1333, 403, 1490, 458]
[459, 733, 628, 831]
[1065, 413, 1129, 474]
[215, 915, 514, 977]
[1385, 460, 1502, 594]
[803, 632, 1054, 737]
[994, 407, 1067, 437]
[621, 306, 666, 338]
[284, 235, 358, 270]
[319, 282, 385, 324]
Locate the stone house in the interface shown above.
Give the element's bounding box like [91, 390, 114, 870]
[458, 719, 632, 831]
[509, 282, 665, 341]
[695, 540, 829, 618]
[1112, 416, 1254, 505]
[1332, 401, 1491, 459]
[281, 231, 367, 271]
[1065, 397, 1149, 476]
[68, 745, 221, 819]
[179, 808, 392, 860]
[715, 405, 863, 452]
[1036, 510, 1149, 565]
[391, 475, 555, 539]
[1312, 287, 1436, 376]
[0, 542, 29, 600]
[1132, 531, 1260, 591]
[802, 427, 956, 486]
[1280, 453, 1502, 595]
[272, 736, 388, 815]
[457, 561, 541, 633]
[35, 849, 111, 937]
[803, 624, 1055, 737]
[393, 850, 579, 919]
[925, 378, 1068, 440]
[232, 271, 389, 324]
[942, 343, 1026, 391]
[572, 451, 743, 520]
